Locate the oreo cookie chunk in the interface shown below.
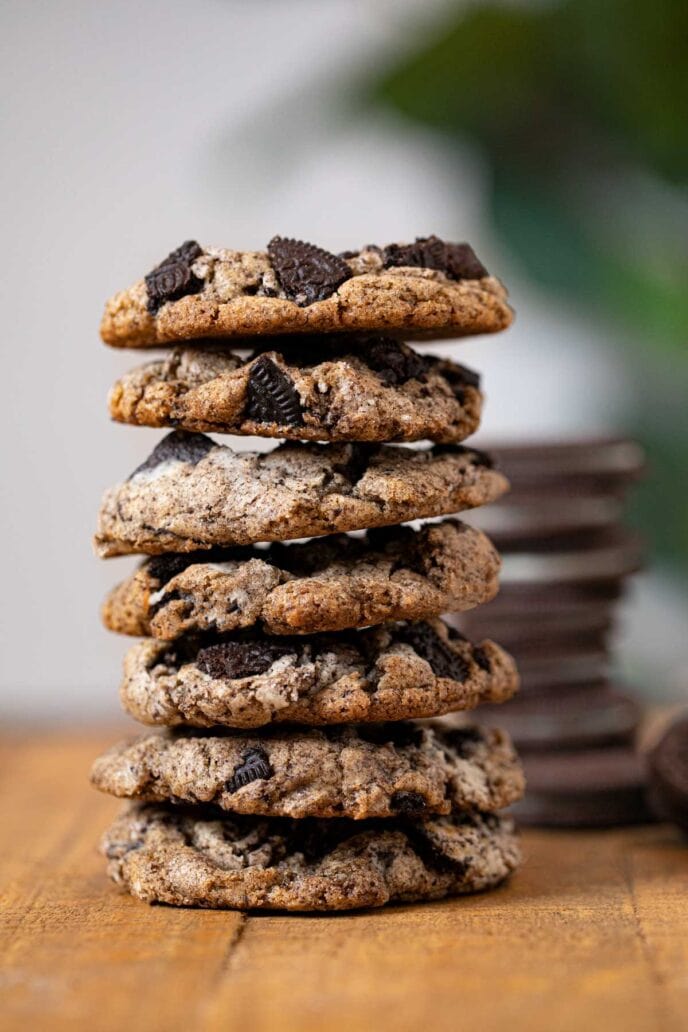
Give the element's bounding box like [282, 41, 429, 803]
[101, 804, 521, 911]
[90, 722, 525, 820]
[513, 747, 652, 827]
[94, 434, 508, 557]
[647, 714, 688, 832]
[100, 235, 512, 348]
[118, 619, 519, 728]
[102, 520, 500, 639]
[108, 339, 483, 444]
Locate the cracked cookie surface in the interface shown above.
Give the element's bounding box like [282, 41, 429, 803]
[94, 433, 508, 557]
[108, 339, 483, 443]
[90, 722, 525, 820]
[103, 520, 500, 639]
[101, 237, 512, 347]
[102, 803, 520, 911]
[118, 619, 518, 728]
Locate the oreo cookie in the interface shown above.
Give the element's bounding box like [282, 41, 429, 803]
[478, 685, 640, 751]
[647, 714, 688, 832]
[513, 747, 652, 827]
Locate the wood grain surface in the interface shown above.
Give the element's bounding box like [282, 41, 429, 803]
[1, 727, 688, 1032]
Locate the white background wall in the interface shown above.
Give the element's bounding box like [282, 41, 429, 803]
[1, 0, 685, 720]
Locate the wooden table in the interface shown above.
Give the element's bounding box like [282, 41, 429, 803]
[2, 728, 687, 1032]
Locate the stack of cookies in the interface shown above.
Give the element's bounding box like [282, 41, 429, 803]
[456, 438, 650, 826]
[91, 234, 524, 911]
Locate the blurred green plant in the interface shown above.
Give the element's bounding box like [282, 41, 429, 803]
[368, 0, 688, 572]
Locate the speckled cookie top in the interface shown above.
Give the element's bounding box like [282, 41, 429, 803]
[102, 519, 500, 639]
[108, 338, 483, 444]
[118, 618, 519, 729]
[94, 433, 508, 557]
[100, 235, 512, 347]
[102, 803, 521, 911]
[90, 721, 525, 820]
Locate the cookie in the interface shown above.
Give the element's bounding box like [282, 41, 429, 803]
[504, 648, 609, 693]
[90, 722, 525, 820]
[108, 338, 483, 444]
[100, 236, 512, 348]
[103, 520, 500, 639]
[474, 684, 640, 751]
[118, 620, 519, 729]
[513, 747, 651, 827]
[94, 433, 508, 557]
[466, 495, 625, 540]
[454, 600, 614, 648]
[101, 803, 520, 911]
[483, 437, 645, 492]
[498, 529, 642, 584]
[647, 714, 688, 832]
[464, 579, 624, 617]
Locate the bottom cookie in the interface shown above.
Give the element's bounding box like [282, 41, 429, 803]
[101, 803, 521, 911]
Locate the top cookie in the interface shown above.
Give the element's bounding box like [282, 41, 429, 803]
[100, 236, 513, 347]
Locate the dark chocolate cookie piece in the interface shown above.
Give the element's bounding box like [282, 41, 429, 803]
[382, 236, 488, 281]
[145, 240, 204, 314]
[196, 640, 297, 680]
[245, 355, 304, 427]
[227, 747, 273, 794]
[394, 622, 469, 682]
[359, 338, 428, 386]
[267, 236, 352, 306]
[130, 430, 215, 478]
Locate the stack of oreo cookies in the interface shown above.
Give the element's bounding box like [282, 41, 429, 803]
[455, 438, 650, 827]
[91, 234, 524, 911]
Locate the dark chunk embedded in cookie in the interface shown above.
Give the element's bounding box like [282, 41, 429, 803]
[382, 236, 488, 281]
[245, 355, 304, 426]
[395, 623, 469, 682]
[197, 640, 296, 680]
[226, 747, 273, 793]
[442, 360, 481, 391]
[432, 443, 494, 469]
[267, 236, 352, 306]
[472, 646, 492, 673]
[404, 820, 471, 876]
[444, 726, 485, 758]
[146, 551, 208, 588]
[357, 338, 428, 386]
[144, 240, 204, 314]
[130, 430, 215, 478]
[356, 722, 425, 749]
[331, 443, 374, 486]
[390, 790, 429, 817]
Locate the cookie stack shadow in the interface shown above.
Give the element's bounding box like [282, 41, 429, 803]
[453, 438, 651, 827]
[91, 234, 524, 911]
